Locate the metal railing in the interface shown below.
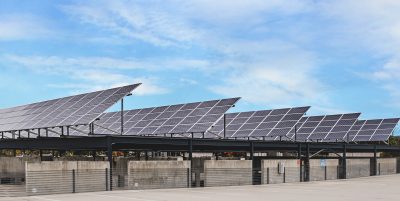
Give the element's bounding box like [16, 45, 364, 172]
[1, 161, 399, 197]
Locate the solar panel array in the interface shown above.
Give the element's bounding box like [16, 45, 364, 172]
[289, 113, 361, 142]
[70, 98, 240, 136]
[346, 118, 400, 142]
[207, 107, 310, 140]
[0, 84, 140, 133]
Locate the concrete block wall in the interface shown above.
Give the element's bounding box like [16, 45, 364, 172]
[204, 160, 252, 187]
[127, 161, 190, 189]
[346, 159, 370, 179]
[261, 159, 300, 184]
[0, 157, 40, 184]
[377, 158, 397, 175]
[309, 159, 338, 181]
[25, 161, 109, 195]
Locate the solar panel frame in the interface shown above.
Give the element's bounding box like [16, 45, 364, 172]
[72, 98, 240, 136]
[348, 118, 400, 142]
[207, 106, 310, 140]
[289, 113, 361, 142]
[0, 84, 141, 133]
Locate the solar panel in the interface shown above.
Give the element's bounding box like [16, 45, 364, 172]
[207, 106, 310, 140]
[70, 97, 240, 136]
[347, 118, 400, 142]
[0, 84, 141, 134]
[289, 113, 361, 142]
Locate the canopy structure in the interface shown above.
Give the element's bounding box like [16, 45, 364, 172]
[0, 84, 141, 139]
[0, 83, 399, 143]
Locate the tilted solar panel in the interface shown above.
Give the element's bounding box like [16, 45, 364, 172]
[0, 84, 141, 134]
[346, 118, 400, 142]
[70, 97, 240, 136]
[289, 113, 361, 142]
[207, 106, 310, 140]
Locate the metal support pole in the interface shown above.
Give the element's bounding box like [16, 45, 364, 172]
[342, 144, 347, 179]
[283, 167, 286, 183]
[223, 114, 226, 139]
[249, 141, 254, 160]
[305, 143, 310, 182]
[106, 136, 113, 191]
[187, 168, 190, 188]
[294, 125, 297, 142]
[72, 169, 76, 193]
[121, 98, 124, 135]
[298, 143, 303, 182]
[373, 145, 378, 176]
[188, 139, 193, 187]
[105, 168, 109, 191]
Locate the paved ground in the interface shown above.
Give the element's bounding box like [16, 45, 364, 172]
[1, 175, 400, 201]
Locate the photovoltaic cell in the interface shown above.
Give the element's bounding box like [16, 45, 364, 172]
[0, 84, 141, 134]
[347, 118, 400, 142]
[71, 98, 240, 136]
[207, 106, 310, 140]
[289, 113, 361, 142]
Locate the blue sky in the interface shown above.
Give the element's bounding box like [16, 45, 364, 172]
[1, 0, 400, 121]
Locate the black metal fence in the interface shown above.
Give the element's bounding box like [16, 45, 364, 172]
[1, 161, 399, 197]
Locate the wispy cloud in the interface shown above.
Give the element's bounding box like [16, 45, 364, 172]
[3, 54, 169, 96]
[58, 0, 333, 112]
[61, 0, 202, 47]
[0, 14, 51, 41]
[318, 1, 400, 106]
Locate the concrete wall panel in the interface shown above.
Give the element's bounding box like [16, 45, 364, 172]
[204, 160, 252, 187]
[377, 158, 397, 175]
[309, 159, 339, 181]
[25, 161, 109, 195]
[127, 161, 190, 189]
[346, 159, 370, 179]
[261, 159, 300, 184]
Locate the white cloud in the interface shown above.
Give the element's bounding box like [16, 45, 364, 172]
[318, 1, 400, 106]
[57, 0, 334, 111]
[62, 1, 202, 47]
[209, 40, 328, 109]
[3, 54, 169, 96]
[0, 14, 51, 40]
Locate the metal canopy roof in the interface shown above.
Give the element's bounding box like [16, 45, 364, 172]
[289, 113, 361, 142]
[0, 84, 141, 135]
[207, 106, 310, 140]
[347, 118, 400, 142]
[70, 98, 240, 137]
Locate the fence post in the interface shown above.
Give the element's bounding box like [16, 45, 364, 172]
[283, 167, 286, 183]
[379, 163, 381, 175]
[337, 165, 339, 179]
[187, 168, 190, 188]
[325, 166, 327, 180]
[267, 168, 270, 184]
[106, 168, 109, 191]
[72, 169, 76, 193]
